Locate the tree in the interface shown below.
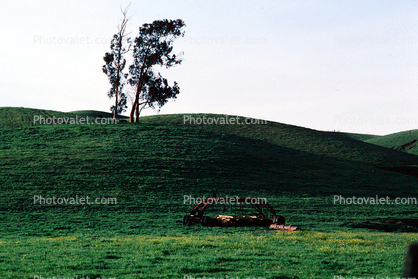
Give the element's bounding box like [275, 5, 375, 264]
[128, 19, 185, 123]
[102, 6, 131, 119]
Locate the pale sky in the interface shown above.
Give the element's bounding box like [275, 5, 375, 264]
[1, 0, 417, 135]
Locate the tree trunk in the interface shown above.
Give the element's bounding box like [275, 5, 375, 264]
[130, 64, 148, 123]
[130, 98, 137, 123]
[138, 103, 147, 120]
[135, 102, 140, 123]
[114, 35, 124, 120]
[113, 74, 120, 120]
[113, 91, 118, 120]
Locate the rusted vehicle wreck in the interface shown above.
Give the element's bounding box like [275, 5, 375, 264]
[182, 196, 297, 230]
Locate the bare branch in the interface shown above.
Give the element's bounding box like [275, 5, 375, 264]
[117, 4, 132, 38]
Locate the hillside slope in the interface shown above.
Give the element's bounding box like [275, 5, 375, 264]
[0, 107, 73, 128]
[3, 124, 414, 200]
[341, 132, 381, 142]
[1, 108, 417, 167]
[0, 107, 127, 128]
[68, 110, 128, 120]
[138, 113, 418, 167]
[1, 123, 417, 236]
[366, 130, 418, 156]
[1, 108, 417, 278]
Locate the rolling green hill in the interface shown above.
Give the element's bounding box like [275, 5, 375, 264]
[365, 129, 418, 156]
[1, 107, 417, 167]
[0, 107, 73, 128]
[1, 120, 417, 232]
[1, 107, 417, 278]
[341, 132, 381, 142]
[138, 113, 418, 167]
[1, 114, 417, 231]
[0, 107, 127, 129]
[68, 110, 129, 120]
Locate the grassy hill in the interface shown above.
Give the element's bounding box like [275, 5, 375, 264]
[341, 132, 381, 142]
[365, 129, 418, 156]
[1, 107, 417, 278]
[0, 107, 73, 128]
[1, 120, 417, 232]
[137, 113, 418, 167]
[68, 110, 129, 120]
[0, 107, 127, 128]
[2, 107, 416, 166]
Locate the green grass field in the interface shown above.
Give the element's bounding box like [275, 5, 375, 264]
[0, 108, 417, 278]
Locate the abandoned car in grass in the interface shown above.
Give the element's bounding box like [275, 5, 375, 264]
[182, 196, 286, 227]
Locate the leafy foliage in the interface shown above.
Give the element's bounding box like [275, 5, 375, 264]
[128, 19, 185, 122]
[102, 7, 131, 117]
